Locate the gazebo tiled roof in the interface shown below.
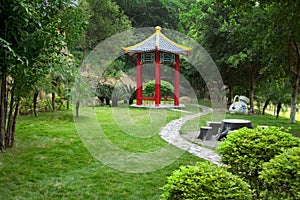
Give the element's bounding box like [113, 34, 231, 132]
[123, 26, 191, 55]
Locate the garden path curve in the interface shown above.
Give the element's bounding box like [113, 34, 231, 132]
[159, 105, 221, 165]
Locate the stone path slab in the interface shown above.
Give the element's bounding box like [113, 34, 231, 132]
[159, 105, 221, 165]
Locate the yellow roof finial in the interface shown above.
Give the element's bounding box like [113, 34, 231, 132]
[155, 26, 161, 32]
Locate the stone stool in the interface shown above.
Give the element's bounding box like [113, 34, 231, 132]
[206, 121, 222, 136]
[198, 126, 212, 140]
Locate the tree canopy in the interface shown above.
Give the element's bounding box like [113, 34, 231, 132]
[180, 0, 300, 122]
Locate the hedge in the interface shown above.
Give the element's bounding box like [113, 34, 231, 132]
[160, 161, 252, 200]
[259, 146, 300, 199]
[217, 126, 300, 196]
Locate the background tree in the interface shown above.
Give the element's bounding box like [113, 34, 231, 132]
[217, 0, 300, 122]
[0, 0, 86, 150]
[179, 0, 241, 104]
[113, 0, 194, 29]
[85, 0, 131, 50]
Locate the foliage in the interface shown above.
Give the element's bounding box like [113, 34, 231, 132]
[85, 0, 131, 50]
[180, 0, 300, 121]
[95, 83, 113, 105]
[112, 0, 194, 30]
[219, 0, 300, 123]
[114, 83, 136, 105]
[102, 60, 125, 78]
[259, 146, 300, 199]
[179, 0, 243, 102]
[143, 80, 174, 97]
[160, 161, 252, 200]
[0, 0, 87, 149]
[217, 126, 300, 195]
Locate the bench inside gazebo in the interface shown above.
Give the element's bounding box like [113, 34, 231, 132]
[123, 26, 192, 108]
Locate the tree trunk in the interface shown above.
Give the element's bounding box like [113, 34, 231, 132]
[51, 77, 60, 112]
[6, 95, 19, 148]
[289, 41, 300, 124]
[33, 92, 38, 117]
[76, 101, 80, 117]
[105, 97, 110, 106]
[112, 98, 118, 107]
[6, 89, 14, 147]
[67, 80, 71, 110]
[52, 92, 55, 111]
[67, 97, 70, 110]
[0, 72, 7, 151]
[10, 101, 19, 147]
[227, 83, 233, 108]
[289, 73, 299, 123]
[262, 99, 270, 115]
[276, 103, 282, 119]
[249, 67, 255, 114]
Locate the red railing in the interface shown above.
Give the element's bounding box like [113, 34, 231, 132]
[141, 96, 174, 105]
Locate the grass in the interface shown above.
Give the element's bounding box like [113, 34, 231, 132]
[264, 108, 300, 121]
[0, 107, 202, 200]
[1, 103, 298, 199]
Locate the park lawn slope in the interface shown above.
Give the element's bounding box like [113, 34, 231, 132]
[0, 108, 202, 200]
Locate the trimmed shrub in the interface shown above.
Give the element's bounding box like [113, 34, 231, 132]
[217, 126, 300, 195]
[143, 80, 174, 97]
[259, 146, 300, 199]
[160, 161, 252, 200]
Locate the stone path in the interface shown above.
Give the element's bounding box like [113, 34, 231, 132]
[159, 105, 221, 165]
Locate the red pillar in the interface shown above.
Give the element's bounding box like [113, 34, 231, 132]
[174, 54, 180, 106]
[136, 53, 142, 105]
[155, 50, 161, 106]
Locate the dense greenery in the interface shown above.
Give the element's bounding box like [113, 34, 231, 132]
[160, 161, 252, 200]
[260, 146, 300, 199]
[84, 0, 131, 50]
[180, 0, 300, 122]
[0, 0, 87, 150]
[217, 127, 300, 197]
[143, 80, 174, 97]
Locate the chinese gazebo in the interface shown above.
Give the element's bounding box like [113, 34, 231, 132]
[123, 26, 191, 107]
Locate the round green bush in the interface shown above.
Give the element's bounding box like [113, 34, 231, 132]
[259, 146, 300, 199]
[143, 80, 174, 97]
[160, 161, 252, 200]
[217, 126, 300, 193]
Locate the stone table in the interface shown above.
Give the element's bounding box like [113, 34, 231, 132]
[216, 119, 253, 141]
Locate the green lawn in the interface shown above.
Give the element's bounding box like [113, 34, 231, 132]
[0, 104, 299, 199]
[0, 107, 202, 200]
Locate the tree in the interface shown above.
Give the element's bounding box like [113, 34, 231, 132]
[258, 79, 291, 118]
[217, 0, 300, 122]
[85, 0, 131, 50]
[0, 0, 86, 150]
[179, 0, 243, 104]
[113, 0, 193, 30]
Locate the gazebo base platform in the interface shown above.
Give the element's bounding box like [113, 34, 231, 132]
[130, 104, 185, 109]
